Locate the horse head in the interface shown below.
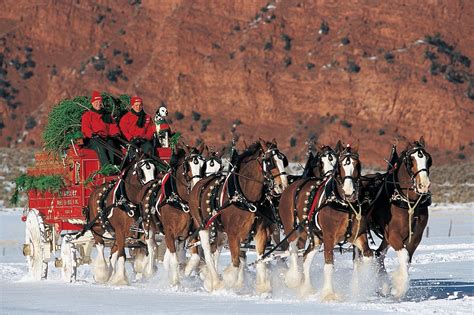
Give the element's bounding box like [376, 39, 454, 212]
[334, 141, 361, 203]
[134, 158, 158, 185]
[317, 144, 337, 178]
[259, 138, 289, 195]
[401, 136, 432, 194]
[203, 146, 224, 177]
[175, 142, 206, 189]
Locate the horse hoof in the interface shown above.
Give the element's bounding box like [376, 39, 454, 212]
[391, 287, 406, 299]
[391, 272, 408, 299]
[284, 271, 302, 288]
[321, 292, 339, 302]
[299, 285, 316, 298]
[203, 276, 223, 292]
[255, 280, 272, 295]
[109, 276, 130, 286]
[377, 282, 391, 296]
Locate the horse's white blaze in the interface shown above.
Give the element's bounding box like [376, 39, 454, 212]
[342, 158, 355, 196]
[391, 248, 410, 298]
[321, 154, 336, 176]
[412, 152, 430, 193]
[92, 243, 110, 283]
[189, 158, 204, 189]
[140, 162, 156, 184]
[205, 160, 221, 176]
[274, 155, 288, 193]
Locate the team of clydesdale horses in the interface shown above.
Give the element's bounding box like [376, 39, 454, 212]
[85, 136, 432, 300]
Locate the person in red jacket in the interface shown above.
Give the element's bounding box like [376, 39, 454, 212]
[81, 91, 120, 165]
[119, 96, 155, 156]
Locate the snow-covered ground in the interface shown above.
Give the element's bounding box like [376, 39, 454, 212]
[0, 204, 472, 314]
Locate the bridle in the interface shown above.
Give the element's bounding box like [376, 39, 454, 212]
[133, 158, 159, 185]
[261, 147, 288, 179]
[182, 152, 205, 183]
[319, 147, 337, 177]
[399, 146, 432, 195]
[334, 150, 360, 191]
[258, 146, 289, 196]
[203, 154, 223, 176]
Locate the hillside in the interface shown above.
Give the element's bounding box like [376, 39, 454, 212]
[1, 0, 473, 166]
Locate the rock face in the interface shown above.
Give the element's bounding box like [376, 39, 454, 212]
[0, 0, 473, 166]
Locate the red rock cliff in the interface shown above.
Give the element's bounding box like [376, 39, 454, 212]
[0, 0, 473, 166]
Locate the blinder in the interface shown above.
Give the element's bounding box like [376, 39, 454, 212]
[403, 146, 432, 179]
[183, 153, 205, 180]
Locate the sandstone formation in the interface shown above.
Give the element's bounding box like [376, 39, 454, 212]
[1, 0, 473, 166]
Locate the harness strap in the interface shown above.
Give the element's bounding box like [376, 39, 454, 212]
[407, 193, 423, 244]
[308, 177, 330, 221]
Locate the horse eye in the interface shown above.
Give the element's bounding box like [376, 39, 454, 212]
[328, 155, 333, 161]
[418, 151, 423, 158]
[193, 159, 199, 165]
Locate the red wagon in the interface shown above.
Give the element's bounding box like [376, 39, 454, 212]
[22, 146, 171, 281]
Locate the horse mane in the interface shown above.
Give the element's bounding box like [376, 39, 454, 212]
[235, 142, 262, 167]
[302, 152, 319, 178]
[170, 147, 186, 168]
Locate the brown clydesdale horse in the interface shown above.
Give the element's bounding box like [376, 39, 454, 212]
[277, 144, 337, 296]
[364, 137, 432, 298]
[86, 153, 160, 285]
[316, 142, 374, 301]
[150, 144, 206, 285]
[189, 139, 289, 293]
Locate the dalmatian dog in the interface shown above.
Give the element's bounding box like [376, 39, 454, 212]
[154, 106, 171, 148]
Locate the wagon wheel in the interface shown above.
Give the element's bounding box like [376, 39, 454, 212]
[24, 209, 48, 280]
[60, 235, 78, 282]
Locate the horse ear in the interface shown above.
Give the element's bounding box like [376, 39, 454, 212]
[352, 141, 360, 153]
[218, 146, 226, 158]
[335, 140, 342, 154]
[419, 136, 425, 147]
[197, 142, 205, 155]
[259, 138, 269, 151]
[182, 144, 190, 155]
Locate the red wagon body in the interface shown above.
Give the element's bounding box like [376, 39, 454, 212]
[26, 146, 172, 232]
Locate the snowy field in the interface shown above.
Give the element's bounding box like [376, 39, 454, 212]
[0, 203, 473, 314]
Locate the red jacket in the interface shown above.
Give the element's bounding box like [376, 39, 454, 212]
[81, 110, 120, 138]
[119, 111, 155, 141]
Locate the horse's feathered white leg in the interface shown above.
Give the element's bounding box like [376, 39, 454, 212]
[255, 255, 272, 294]
[224, 257, 245, 289]
[300, 246, 318, 297]
[321, 263, 337, 301]
[184, 253, 200, 277]
[109, 254, 129, 285]
[391, 248, 410, 298]
[92, 243, 111, 283]
[199, 230, 222, 291]
[143, 238, 157, 279]
[166, 251, 180, 286]
[132, 249, 147, 281]
[285, 240, 302, 288]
